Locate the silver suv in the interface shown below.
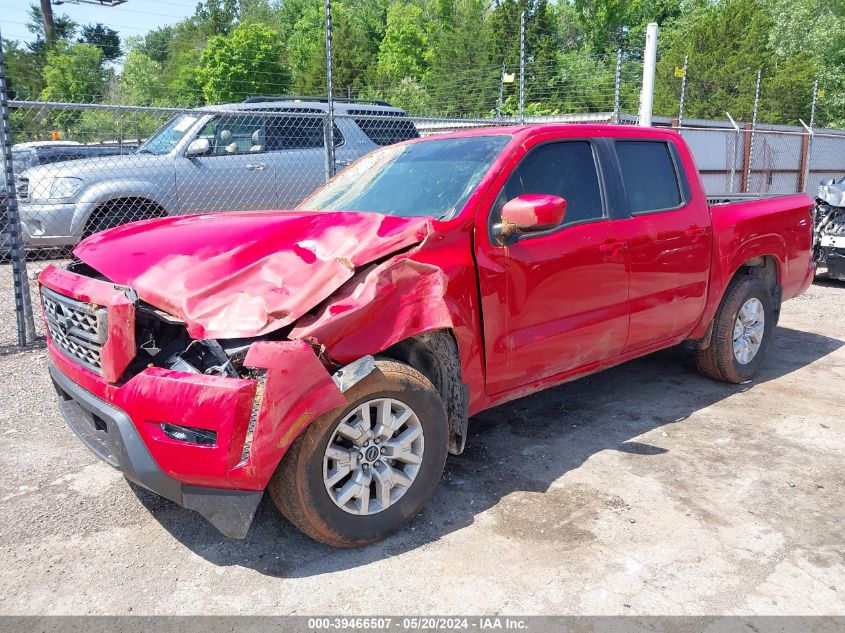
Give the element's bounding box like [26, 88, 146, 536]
[16, 98, 418, 247]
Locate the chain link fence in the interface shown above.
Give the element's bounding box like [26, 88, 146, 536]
[2, 44, 845, 351]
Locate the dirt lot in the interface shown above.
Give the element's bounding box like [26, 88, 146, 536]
[0, 272, 843, 615]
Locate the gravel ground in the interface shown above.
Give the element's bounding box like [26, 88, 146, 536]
[0, 270, 843, 615]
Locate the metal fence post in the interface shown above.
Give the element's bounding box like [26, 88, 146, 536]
[746, 68, 762, 191]
[798, 119, 813, 193]
[518, 11, 525, 125]
[726, 112, 740, 193]
[323, 0, 336, 181]
[678, 54, 688, 126]
[496, 62, 505, 121]
[639, 22, 658, 126]
[0, 33, 35, 348]
[613, 48, 622, 124]
[809, 78, 818, 129]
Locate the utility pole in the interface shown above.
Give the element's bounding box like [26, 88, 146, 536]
[40, 0, 56, 43]
[638, 22, 658, 126]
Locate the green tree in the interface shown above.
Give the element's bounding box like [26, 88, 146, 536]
[652, 0, 820, 124]
[40, 41, 106, 103]
[197, 22, 288, 103]
[572, 0, 684, 56]
[286, 0, 327, 94]
[2, 38, 44, 100]
[766, 0, 845, 127]
[377, 2, 433, 83]
[79, 23, 122, 62]
[119, 49, 166, 105]
[137, 25, 176, 65]
[428, 0, 497, 116]
[39, 41, 106, 135]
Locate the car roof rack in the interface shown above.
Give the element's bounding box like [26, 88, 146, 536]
[242, 95, 394, 107]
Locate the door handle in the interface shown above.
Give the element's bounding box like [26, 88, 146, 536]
[335, 159, 352, 167]
[246, 163, 266, 171]
[599, 240, 628, 253]
[685, 226, 707, 238]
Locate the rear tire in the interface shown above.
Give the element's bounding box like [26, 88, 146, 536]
[696, 275, 774, 384]
[268, 359, 449, 547]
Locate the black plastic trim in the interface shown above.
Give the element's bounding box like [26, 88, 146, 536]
[48, 363, 263, 539]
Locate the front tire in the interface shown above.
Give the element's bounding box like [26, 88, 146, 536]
[268, 360, 448, 547]
[696, 275, 774, 383]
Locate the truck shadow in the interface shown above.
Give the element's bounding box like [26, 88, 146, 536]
[133, 324, 842, 577]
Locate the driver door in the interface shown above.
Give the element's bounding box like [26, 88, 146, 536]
[474, 136, 631, 395]
[175, 114, 277, 213]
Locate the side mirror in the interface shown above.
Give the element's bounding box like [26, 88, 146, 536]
[820, 177, 835, 187]
[186, 138, 210, 157]
[497, 194, 567, 243]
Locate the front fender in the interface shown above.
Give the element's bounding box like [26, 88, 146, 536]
[71, 179, 175, 234]
[290, 257, 454, 364]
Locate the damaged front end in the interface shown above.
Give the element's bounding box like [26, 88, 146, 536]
[39, 210, 455, 539]
[814, 177, 845, 281]
[40, 262, 359, 538]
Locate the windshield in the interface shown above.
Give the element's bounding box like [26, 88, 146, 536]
[300, 135, 510, 218]
[138, 113, 200, 155]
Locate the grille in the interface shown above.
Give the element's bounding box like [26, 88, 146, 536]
[41, 286, 108, 373]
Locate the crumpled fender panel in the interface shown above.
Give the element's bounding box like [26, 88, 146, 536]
[235, 340, 347, 487]
[290, 256, 454, 364]
[74, 211, 431, 339]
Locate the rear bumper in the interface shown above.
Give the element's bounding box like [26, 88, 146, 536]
[50, 362, 263, 538]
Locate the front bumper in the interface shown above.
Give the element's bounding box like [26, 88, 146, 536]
[18, 201, 92, 247]
[50, 362, 263, 538]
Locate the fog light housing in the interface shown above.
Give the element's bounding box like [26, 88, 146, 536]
[161, 423, 217, 446]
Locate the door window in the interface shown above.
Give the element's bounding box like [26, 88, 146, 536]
[493, 141, 604, 226]
[615, 141, 683, 213]
[265, 113, 344, 150]
[198, 115, 266, 155]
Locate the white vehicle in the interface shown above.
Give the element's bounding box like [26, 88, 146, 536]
[814, 176, 845, 280]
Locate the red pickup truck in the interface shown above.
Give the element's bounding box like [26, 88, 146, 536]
[40, 124, 814, 546]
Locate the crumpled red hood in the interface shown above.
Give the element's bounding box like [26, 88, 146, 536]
[74, 210, 432, 338]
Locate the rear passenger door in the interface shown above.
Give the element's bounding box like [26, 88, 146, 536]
[265, 110, 340, 207]
[614, 139, 712, 352]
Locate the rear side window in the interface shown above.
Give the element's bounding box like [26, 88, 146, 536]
[265, 112, 343, 150]
[495, 141, 604, 225]
[615, 141, 683, 213]
[348, 110, 419, 146]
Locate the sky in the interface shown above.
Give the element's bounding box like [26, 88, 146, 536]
[0, 0, 199, 46]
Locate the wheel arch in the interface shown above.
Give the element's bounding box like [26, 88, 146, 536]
[83, 196, 168, 236]
[380, 329, 469, 455]
[693, 253, 783, 347]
